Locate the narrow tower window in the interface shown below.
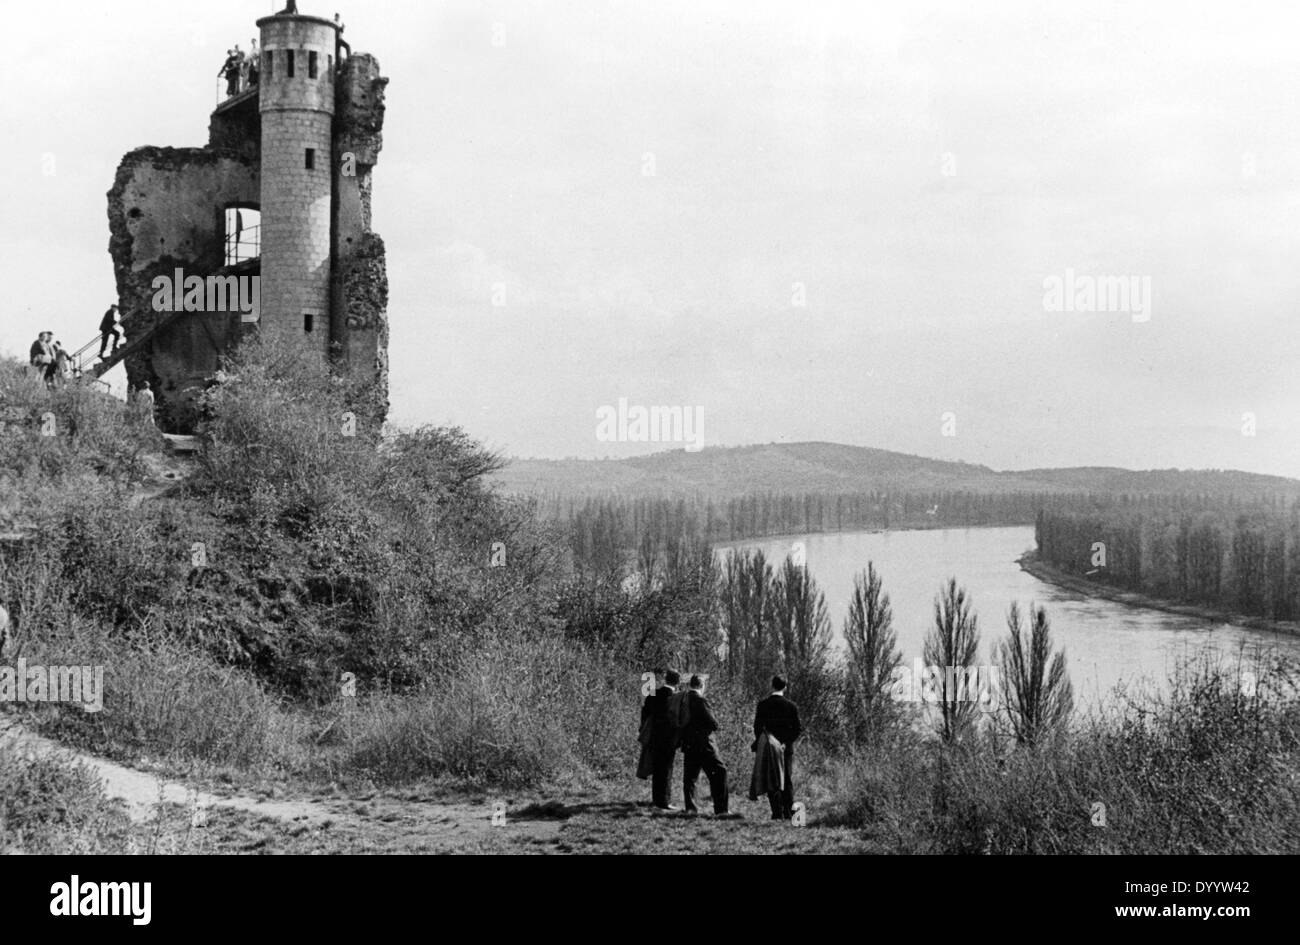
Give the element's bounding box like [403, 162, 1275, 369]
[308, 51, 318, 78]
[286, 49, 295, 78]
[264, 51, 273, 79]
[305, 148, 315, 170]
[303, 312, 315, 333]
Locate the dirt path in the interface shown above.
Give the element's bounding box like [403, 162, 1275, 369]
[0, 716, 330, 824]
[1, 716, 878, 853]
[0, 717, 568, 851]
[126, 449, 196, 508]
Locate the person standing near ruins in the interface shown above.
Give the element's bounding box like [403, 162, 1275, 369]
[248, 39, 260, 87]
[29, 332, 50, 370]
[219, 49, 239, 97]
[51, 341, 70, 388]
[135, 382, 156, 425]
[29, 332, 55, 387]
[39, 334, 58, 388]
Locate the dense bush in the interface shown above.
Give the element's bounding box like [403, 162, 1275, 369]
[0, 342, 581, 788]
[340, 631, 638, 787]
[0, 359, 160, 535]
[824, 656, 1300, 854]
[0, 340, 559, 699]
[0, 750, 133, 855]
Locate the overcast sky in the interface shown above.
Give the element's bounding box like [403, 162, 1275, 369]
[3, 0, 1298, 476]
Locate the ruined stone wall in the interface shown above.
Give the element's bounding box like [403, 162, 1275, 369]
[332, 52, 389, 423]
[106, 147, 258, 431]
[208, 98, 261, 159]
[107, 35, 390, 432]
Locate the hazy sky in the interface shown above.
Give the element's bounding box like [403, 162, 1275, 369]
[3, 0, 1298, 476]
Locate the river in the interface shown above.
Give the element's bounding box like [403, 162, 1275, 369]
[726, 525, 1300, 706]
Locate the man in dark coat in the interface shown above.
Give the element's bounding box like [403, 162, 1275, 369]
[29, 332, 51, 368]
[640, 669, 681, 810]
[219, 50, 240, 97]
[753, 675, 803, 820]
[98, 305, 122, 358]
[29, 332, 55, 387]
[681, 674, 732, 816]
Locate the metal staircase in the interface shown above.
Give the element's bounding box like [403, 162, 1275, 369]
[68, 257, 259, 380]
[68, 309, 186, 379]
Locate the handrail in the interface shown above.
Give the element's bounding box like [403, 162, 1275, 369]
[68, 258, 257, 380]
[224, 223, 260, 266]
[215, 75, 259, 109]
[68, 332, 111, 377]
[67, 320, 134, 378]
[69, 308, 184, 379]
[70, 334, 102, 363]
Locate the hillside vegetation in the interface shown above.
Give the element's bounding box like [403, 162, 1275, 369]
[2, 347, 1298, 854]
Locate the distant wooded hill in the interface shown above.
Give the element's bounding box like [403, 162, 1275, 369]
[491, 441, 1300, 500]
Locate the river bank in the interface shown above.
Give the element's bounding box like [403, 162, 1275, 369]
[1017, 551, 1300, 639]
[711, 520, 1025, 551]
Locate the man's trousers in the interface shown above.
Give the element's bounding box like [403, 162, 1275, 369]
[683, 737, 729, 814]
[651, 743, 676, 808]
[767, 744, 795, 818]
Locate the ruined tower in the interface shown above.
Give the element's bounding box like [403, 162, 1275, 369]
[256, 12, 337, 358]
[104, 5, 389, 432]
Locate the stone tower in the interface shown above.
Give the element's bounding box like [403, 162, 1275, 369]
[256, 11, 340, 359]
[105, 5, 389, 432]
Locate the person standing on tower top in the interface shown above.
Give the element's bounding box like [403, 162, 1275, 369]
[219, 49, 239, 98]
[249, 39, 260, 87]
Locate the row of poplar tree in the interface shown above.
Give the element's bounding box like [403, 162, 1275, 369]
[1034, 502, 1300, 620]
[559, 512, 1074, 746]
